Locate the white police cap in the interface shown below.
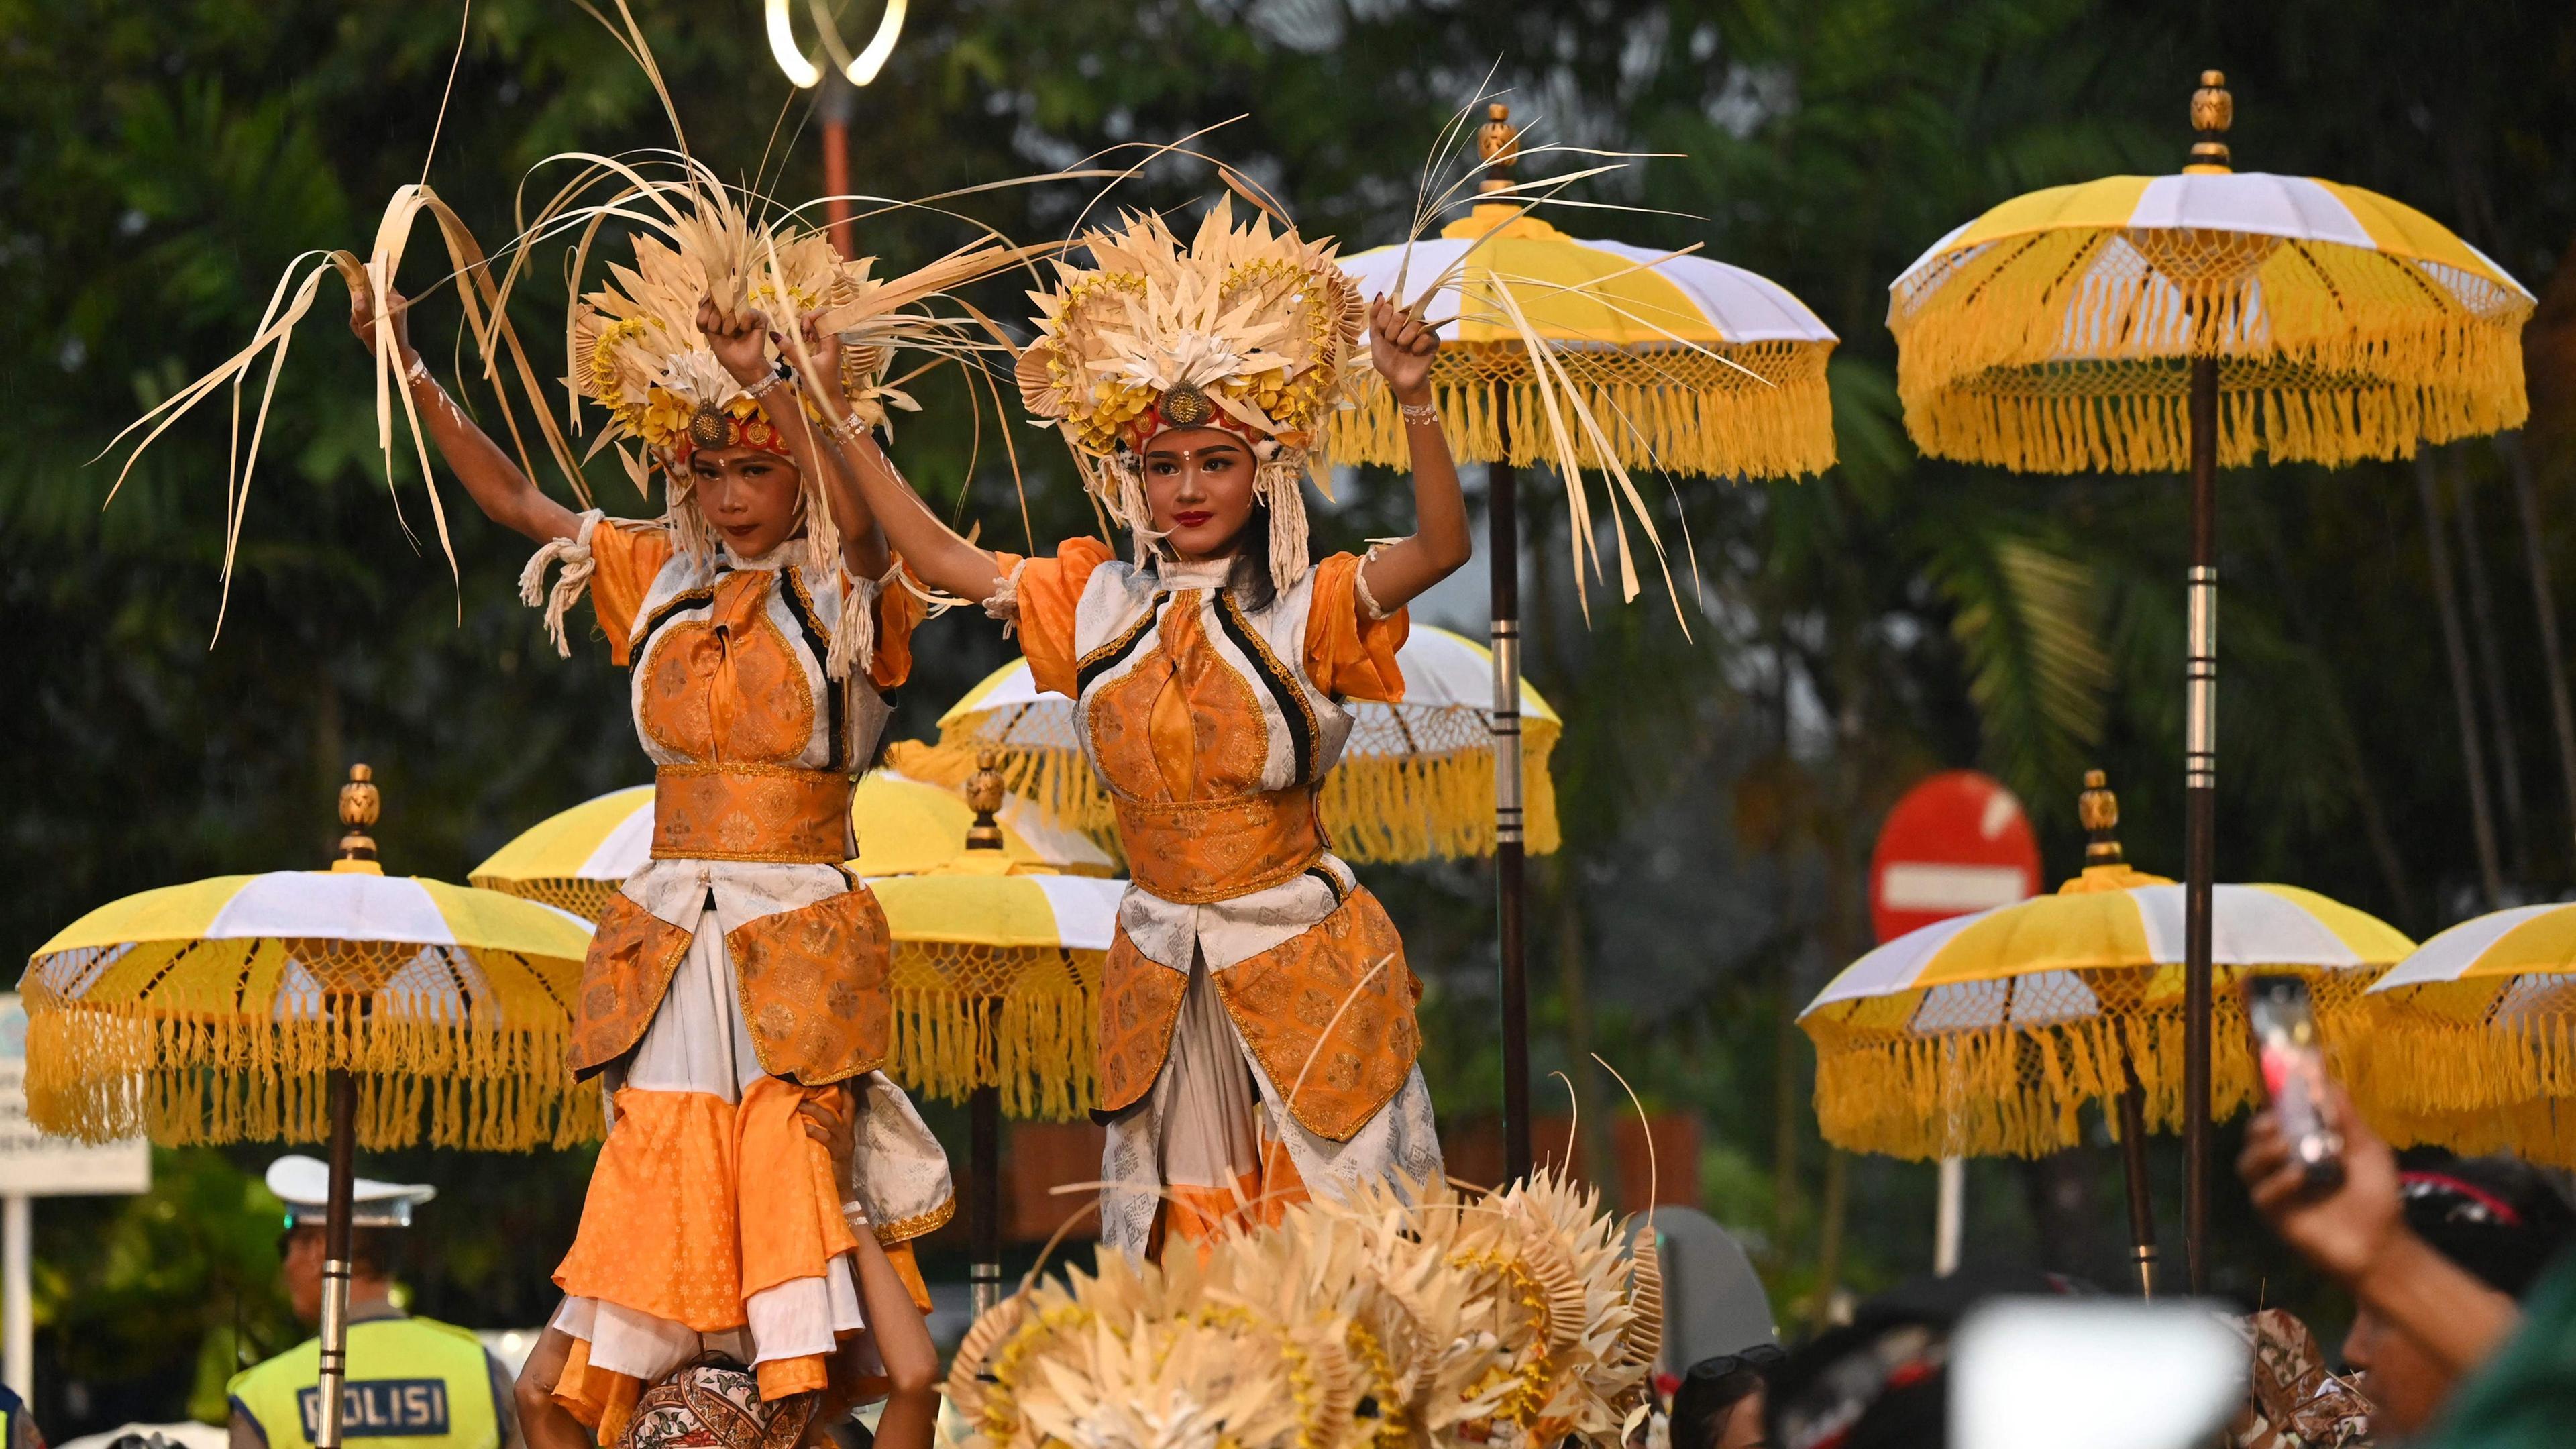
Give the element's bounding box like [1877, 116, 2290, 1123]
[264, 1155, 438, 1229]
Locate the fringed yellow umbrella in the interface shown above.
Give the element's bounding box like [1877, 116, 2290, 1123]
[871, 859, 1120, 1124]
[2349, 904, 2576, 1166]
[873, 756, 1122, 1316]
[22, 767, 596, 1152]
[467, 767, 1116, 920]
[17, 765, 594, 1449]
[1799, 773, 2412, 1294]
[1327, 102, 1839, 1180]
[1886, 72, 2530, 1287]
[894, 625, 1565, 862]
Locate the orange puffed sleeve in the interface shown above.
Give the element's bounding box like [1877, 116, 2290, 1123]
[867, 558, 927, 690]
[588, 520, 676, 667]
[1303, 551, 1409, 703]
[990, 537, 1116, 699]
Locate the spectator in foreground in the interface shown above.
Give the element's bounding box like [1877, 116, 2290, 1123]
[1764, 1269, 2088, 1449]
[1670, 1345, 1784, 1449]
[2238, 1083, 2574, 1439]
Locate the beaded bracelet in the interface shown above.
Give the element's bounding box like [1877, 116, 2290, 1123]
[745, 368, 793, 402]
[1398, 399, 1440, 426]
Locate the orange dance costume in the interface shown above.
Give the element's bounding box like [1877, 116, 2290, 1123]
[989, 543, 1443, 1255]
[996, 201, 1444, 1258]
[515, 186, 975, 1440]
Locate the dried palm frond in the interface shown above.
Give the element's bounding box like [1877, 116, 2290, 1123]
[950, 1169, 1660, 1449]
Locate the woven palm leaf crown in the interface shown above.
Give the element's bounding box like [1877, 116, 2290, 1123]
[566, 175, 924, 567]
[1016, 199, 1364, 591]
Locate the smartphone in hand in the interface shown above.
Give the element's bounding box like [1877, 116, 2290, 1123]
[2245, 973, 2345, 1191]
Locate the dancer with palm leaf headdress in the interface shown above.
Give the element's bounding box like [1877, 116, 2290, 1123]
[343, 172, 1021, 1444]
[819, 197, 1471, 1258]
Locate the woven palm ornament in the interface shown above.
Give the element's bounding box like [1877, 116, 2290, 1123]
[947, 1167, 1662, 1449]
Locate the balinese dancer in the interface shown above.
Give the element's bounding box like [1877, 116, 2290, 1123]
[343, 191, 964, 1444]
[822, 199, 1469, 1257]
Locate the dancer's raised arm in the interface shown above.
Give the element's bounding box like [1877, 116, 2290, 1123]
[700, 299, 892, 580]
[347, 283, 580, 545]
[1352, 295, 1470, 612]
[773, 335, 1004, 600]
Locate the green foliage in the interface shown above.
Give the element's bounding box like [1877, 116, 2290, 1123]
[30, 1150, 296, 1424]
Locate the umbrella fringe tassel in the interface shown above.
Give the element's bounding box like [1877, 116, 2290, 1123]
[887, 943, 1104, 1121]
[19, 991, 598, 1152]
[2346, 991, 2576, 1167]
[1806, 1006, 2275, 1161]
[894, 738, 1562, 864]
[1325, 343, 1838, 480]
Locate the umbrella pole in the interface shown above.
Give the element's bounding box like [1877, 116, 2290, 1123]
[969, 1084, 1002, 1317]
[2117, 1061, 2159, 1299]
[315, 1065, 358, 1449]
[1490, 454, 1532, 1183]
[2182, 352, 2219, 1295]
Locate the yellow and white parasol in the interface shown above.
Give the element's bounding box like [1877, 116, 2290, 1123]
[1891, 169, 2533, 472]
[2351, 903, 2576, 1166]
[468, 768, 1116, 919]
[1802, 779, 2411, 1163]
[868, 861, 1122, 1122]
[1330, 205, 1839, 480]
[895, 625, 1563, 862]
[22, 769, 596, 1153]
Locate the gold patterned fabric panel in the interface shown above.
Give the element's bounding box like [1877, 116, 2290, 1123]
[724, 888, 892, 1085]
[568, 893, 698, 1077]
[1096, 934, 1191, 1116]
[639, 570, 815, 764]
[651, 765, 851, 863]
[1211, 887, 1420, 1142]
[1112, 788, 1327, 904]
[1087, 595, 1273, 803]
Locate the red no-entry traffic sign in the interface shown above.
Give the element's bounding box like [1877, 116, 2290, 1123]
[1870, 771, 2041, 945]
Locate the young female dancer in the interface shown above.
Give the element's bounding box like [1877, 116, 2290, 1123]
[773, 199, 1470, 1256]
[347, 195, 961, 1444]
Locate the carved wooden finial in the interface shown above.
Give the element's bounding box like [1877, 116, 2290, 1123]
[2078, 769, 2125, 865]
[2188, 70, 2233, 172]
[1476, 102, 1520, 195]
[965, 749, 1006, 852]
[335, 763, 381, 867]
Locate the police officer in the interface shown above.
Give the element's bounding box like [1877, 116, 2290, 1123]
[227, 1159, 521, 1449]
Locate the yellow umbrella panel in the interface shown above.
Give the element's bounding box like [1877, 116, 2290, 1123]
[898, 626, 1565, 864]
[470, 769, 1116, 919]
[2350, 902, 2576, 1166]
[23, 847, 596, 1151]
[1800, 865, 2411, 1161]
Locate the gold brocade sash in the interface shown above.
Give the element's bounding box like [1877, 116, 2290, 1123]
[652, 764, 852, 864]
[1113, 787, 1327, 904]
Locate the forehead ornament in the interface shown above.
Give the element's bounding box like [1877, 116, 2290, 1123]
[1157, 384, 1215, 428]
[687, 402, 733, 451]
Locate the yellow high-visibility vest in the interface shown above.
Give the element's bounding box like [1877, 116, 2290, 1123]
[228, 1316, 502, 1449]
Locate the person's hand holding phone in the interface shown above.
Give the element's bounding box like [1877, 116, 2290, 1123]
[2237, 1080, 2404, 1284]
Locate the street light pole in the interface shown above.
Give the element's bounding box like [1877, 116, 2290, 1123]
[820, 68, 855, 260]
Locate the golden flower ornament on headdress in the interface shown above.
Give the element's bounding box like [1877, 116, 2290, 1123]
[1016, 198, 1365, 589]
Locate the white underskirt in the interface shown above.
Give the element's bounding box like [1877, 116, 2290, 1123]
[557, 908, 869, 1376]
